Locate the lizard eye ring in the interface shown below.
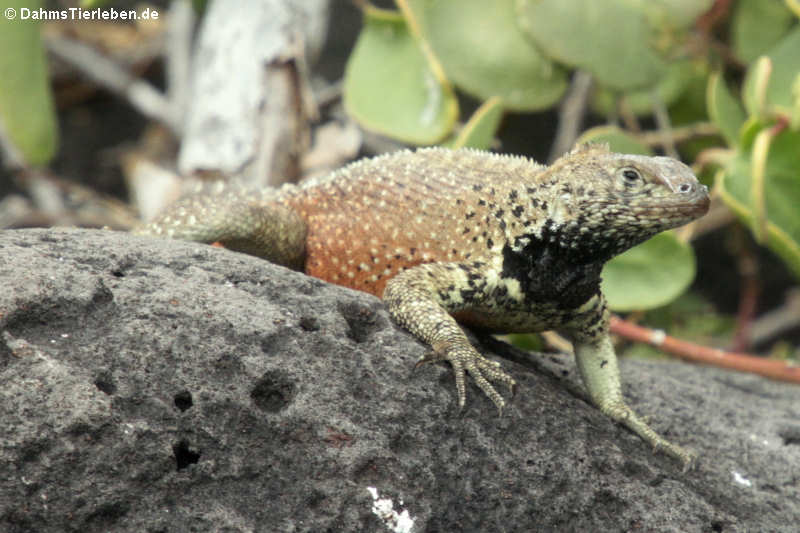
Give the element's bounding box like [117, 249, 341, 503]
[622, 168, 641, 183]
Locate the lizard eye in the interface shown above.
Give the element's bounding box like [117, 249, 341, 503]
[622, 168, 641, 183]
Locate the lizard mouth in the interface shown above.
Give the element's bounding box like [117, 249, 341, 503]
[649, 194, 709, 216]
[632, 186, 710, 220]
[592, 190, 710, 220]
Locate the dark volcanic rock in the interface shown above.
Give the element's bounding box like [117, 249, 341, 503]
[0, 228, 798, 532]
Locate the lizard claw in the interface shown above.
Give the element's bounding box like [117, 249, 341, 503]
[654, 442, 696, 472]
[417, 342, 516, 413]
[410, 350, 445, 376]
[415, 350, 447, 368]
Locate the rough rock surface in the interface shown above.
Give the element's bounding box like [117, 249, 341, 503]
[0, 228, 798, 533]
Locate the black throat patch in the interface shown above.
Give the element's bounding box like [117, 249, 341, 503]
[500, 231, 603, 310]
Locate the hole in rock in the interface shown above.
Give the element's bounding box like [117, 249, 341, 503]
[173, 439, 200, 471]
[174, 390, 193, 411]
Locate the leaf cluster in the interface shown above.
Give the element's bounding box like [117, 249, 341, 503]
[343, 0, 800, 312]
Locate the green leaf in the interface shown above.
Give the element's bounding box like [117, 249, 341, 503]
[343, 7, 458, 144]
[642, 0, 714, 29]
[738, 116, 762, 148]
[602, 233, 696, 311]
[516, 0, 667, 90]
[405, 0, 567, 111]
[732, 0, 795, 64]
[0, 0, 58, 166]
[792, 72, 800, 130]
[743, 28, 800, 117]
[505, 333, 544, 352]
[591, 60, 699, 117]
[445, 97, 504, 150]
[718, 129, 800, 278]
[576, 126, 653, 155]
[642, 292, 735, 342]
[744, 56, 774, 120]
[789, 0, 800, 20]
[706, 72, 746, 147]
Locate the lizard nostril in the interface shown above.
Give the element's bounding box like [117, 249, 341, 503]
[678, 183, 693, 193]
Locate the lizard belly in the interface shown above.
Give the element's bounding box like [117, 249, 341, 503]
[452, 304, 572, 333]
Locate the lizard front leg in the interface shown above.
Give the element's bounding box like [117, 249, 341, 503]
[562, 295, 695, 470]
[383, 262, 516, 411]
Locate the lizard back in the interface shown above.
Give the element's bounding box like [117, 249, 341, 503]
[277, 148, 547, 297]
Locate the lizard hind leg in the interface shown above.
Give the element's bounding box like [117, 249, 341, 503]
[134, 187, 308, 270]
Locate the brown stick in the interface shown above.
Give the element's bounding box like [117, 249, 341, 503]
[731, 227, 759, 351]
[609, 315, 800, 384]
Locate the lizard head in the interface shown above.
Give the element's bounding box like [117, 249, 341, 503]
[597, 152, 708, 220]
[545, 143, 710, 258]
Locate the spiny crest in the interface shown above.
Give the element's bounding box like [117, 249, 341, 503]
[296, 149, 414, 190]
[418, 147, 546, 177]
[566, 142, 610, 158]
[394, 146, 542, 174]
[455, 147, 545, 175]
[545, 142, 612, 183]
[298, 147, 546, 191]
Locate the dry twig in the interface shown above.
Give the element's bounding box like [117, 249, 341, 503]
[610, 315, 800, 384]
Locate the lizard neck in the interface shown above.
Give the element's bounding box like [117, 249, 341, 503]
[542, 217, 654, 263]
[501, 230, 604, 309]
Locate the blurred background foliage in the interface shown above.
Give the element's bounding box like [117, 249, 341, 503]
[343, 0, 800, 317]
[0, 0, 58, 165]
[0, 0, 798, 362]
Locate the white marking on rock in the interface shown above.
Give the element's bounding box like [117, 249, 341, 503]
[367, 487, 415, 533]
[731, 471, 753, 488]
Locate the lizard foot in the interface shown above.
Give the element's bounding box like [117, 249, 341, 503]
[420, 342, 517, 413]
[650, 435, 697, 473]
[599, 400, 697, 471]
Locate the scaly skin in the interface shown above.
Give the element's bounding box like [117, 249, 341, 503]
[134, 143, 709, 469]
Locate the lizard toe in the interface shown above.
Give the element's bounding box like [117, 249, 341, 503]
[450, 358, 468, 409]
[465, 362, 506, 411]
[414, 349, 447, 370]
[420, 342, 515, 412]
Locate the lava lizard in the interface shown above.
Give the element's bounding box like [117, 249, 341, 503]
[134, 143, 710, 469]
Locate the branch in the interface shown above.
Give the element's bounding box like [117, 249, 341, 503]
[651, 91, 679, 159]
[750, 289, 800, 346]
[44, 34, 179, 133]
[633, 122, 719, 147]
[548, 70, 593, 162]
[609, 315, 800, 384]
[731, 227, 760, 351]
